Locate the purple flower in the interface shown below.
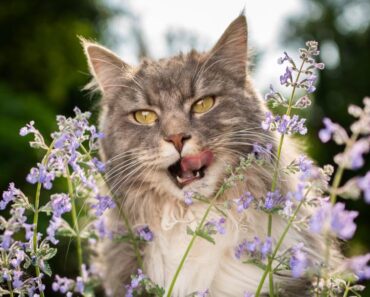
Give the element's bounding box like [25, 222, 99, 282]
[125, 269, 147, 297]
[280, 67, 293, 85]
[184, 191, 194, 205]
[10, 250, 26, 268]
[51, 193, 71, 218]
[137, 225, 154, 241]
[264, 190, 285, 210]
[206, 217, 226, 235]
[358, 172, 370, 203]
[310, 202, 358, 240]
[52, 275, 74, 294]
[75, 276, 84, 294]
[252, 143, 273, 161]
[92, 157, 106, 172]
[92, 195, 116, 216]
[264, 84, 278, 101]
[235, 237, 272, 260]
[235, 192, 254, 212]
[262, 114, 307, 135]
[305, 74, 317, 93]
[26, 164, 55, 190]
[12, 270, 23, 289]
[47, 217, 62, 245]
[290, 243, 308, 278]
[347, 138, 369, 169]
[261, 112, 274, 131]
[19, 121, 36, 136]
[297, 155, 313, 173]
[244, 293, 255, 297]
[318, 118, 348, 144]
[1, 230, 13, 250]
[1, 183, 21, 210]
[346, 254, 370, 280]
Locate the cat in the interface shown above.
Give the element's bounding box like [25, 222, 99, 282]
[82, 14, 340, 297]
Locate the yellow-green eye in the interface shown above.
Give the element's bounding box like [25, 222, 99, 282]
[133, 110, 158, 125]
[192, 96, 215, 114]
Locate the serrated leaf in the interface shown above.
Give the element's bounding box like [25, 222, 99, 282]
[56, 219, 76, 237]
[243, 259, 268, 271]
[186, 226, 194, 235]
[195, 229, 215, 244]
[41, 261, 52, 276]
[43, 247, 57, 260]
[39, 202, 52, 214]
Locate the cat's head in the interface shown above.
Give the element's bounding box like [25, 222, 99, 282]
[82, 15, 270, 201]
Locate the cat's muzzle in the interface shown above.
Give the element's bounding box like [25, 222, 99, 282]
[167, 149, 214, 188]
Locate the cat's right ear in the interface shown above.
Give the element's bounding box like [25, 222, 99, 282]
[80, 37, 131, 94]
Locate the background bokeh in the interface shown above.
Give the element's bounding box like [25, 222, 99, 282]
[0, 0, 369, 295]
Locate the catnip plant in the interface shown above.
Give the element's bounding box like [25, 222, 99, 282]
[0, 41, 369, 297]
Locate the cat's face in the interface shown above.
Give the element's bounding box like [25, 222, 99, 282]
[83, 15, 268, 200]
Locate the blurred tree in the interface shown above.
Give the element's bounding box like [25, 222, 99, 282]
[283, 0, 370, 295]
[0, 0, 119, 189]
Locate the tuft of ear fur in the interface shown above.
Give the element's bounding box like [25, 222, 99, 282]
[208, 14, 248, 81]
[80, 37, 131, 94]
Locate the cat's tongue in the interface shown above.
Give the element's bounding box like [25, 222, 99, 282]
[180, 150, 214, 178]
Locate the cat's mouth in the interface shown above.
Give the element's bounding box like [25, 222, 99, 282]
[168, 150, 214, 188]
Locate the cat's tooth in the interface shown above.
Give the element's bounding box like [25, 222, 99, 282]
[176, 176, 184, 183]
[195, 171, 200, 178]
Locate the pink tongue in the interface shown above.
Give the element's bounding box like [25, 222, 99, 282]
[180, 150, 214, 176]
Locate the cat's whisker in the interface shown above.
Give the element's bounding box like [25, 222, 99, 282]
[107, 148, 148, 163]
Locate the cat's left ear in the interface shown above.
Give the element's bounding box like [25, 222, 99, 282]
[208, 14, 248, 81]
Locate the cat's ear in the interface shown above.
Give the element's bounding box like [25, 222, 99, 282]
[208, 14, 248, 80]
[80, 37, 131, 94]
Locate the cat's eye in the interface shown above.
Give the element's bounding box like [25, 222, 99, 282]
[192, 96, 215, 114]
[133, 110, 158, 125]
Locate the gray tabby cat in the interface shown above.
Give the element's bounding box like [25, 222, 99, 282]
[82, 14, 339, 297]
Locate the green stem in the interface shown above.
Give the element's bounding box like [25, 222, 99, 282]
[7, 280, 14, 297]
[255, 189, 310, 297]
[342, 284, 350, 297]
[165, 186, 226, 297]
[80, 145, 143, 268]
[264, 59, 306, 296]
[32, 141, 55, 297]
[66, 166, 83, 275]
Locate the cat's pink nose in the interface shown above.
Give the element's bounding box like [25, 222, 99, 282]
[164, 133, 191, 153]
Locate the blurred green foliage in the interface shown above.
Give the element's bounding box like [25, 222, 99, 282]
[284, 0, 370, 295]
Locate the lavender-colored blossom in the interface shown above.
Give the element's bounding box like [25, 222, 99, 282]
[264, 190, 286, 210]
[244, 293, 255, 297]
[264, 84, 278, 101]
[310, 202, 358, 240]
[235, 192, 254, 212]
[235, 237, 272, 260]
[12, 270, 23, 289]
[10, 249, 26, 268]
[92, 157, 106, 172]
[206, 217, 226, 235]
[290, 243, 308, 278]
[184, 191, 194, 205]
[137, 225, 154, 241]
[51, 193, 71, 218]
[358, 172, 370, 203]
[280, 67, 293, 85]
[262, 114, 307, 135]
[52, 275, 74, 294]
[26, 164, 55, 190]
[92, 195, 116, 216]
[125, 269, 147, 297]
[47, 217, 62, 245]
[252, 143, 273, 161]
[1, 230, 13, 250]
[346, 254, 370, 280]
[294, 95, 312, 109]
[1, 182, 21, 210]
[305, 74, 317, 93]
[297, 155, 313, 173]
[347, 138, 369, 169]
[75, 276, 84, 294]
[19, 121, 36, 136]
[318, 118, 348, 144]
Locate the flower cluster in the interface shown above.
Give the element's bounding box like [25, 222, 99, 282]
[262, 112, 307, 135]
[235, 237, 273, 261]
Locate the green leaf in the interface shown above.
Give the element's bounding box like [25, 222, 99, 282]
[39, 202, 52, 215]
[243, 259, 268, 271]
[41, 261, 52, 276]
[57, 219, 77, 237]
[43, 247, 57, 260]
[195, 229, 215, 244]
